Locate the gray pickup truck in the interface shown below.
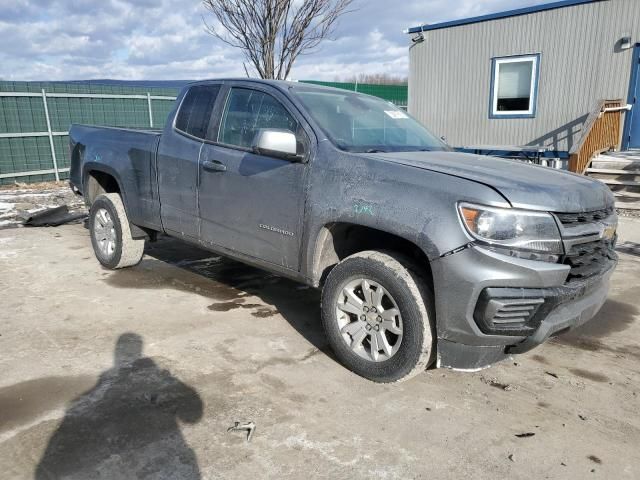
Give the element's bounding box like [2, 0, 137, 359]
[69, 79, 618, 382]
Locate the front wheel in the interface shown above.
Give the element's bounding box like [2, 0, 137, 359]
[89, 193, 145, 269]
[321, 250, 435, 383]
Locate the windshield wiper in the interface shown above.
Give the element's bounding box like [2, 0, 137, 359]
[365, 148, 387, 153]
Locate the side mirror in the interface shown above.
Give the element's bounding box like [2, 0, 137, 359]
[252, 129, 302, 161]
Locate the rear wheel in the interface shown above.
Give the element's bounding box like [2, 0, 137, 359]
[89, 193, 145, 269]
[321, 250, 434, 383]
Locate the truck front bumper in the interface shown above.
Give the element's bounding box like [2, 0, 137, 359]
[431, 245, 615, 370]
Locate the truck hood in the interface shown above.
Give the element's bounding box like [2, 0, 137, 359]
[368, 151, 613, 212]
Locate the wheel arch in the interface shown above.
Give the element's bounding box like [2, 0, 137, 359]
[311, 222, 433, 288]
[82, 164, 152, 239]
[82, 163, 124, 206]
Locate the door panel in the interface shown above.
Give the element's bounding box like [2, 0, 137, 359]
[199, 145, 305, 269]
[156, 84, 221, 237]
[198, 86, 308, 270]
[157, 134, 203, 237]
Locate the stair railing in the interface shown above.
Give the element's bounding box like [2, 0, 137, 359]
[568, 99, 629, 174]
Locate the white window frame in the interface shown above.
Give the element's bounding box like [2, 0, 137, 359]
[490, 54, 540, 118]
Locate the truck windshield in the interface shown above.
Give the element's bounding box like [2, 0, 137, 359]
[291, 87, 449, 153]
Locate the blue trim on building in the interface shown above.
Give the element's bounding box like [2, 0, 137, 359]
[622, 44, 640, 150]
[488, 54, 541, 119]
[407, 0, 603, 34]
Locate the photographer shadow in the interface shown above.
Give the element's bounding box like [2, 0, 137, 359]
[35, 333, 203, 480]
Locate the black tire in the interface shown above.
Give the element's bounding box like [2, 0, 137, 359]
[321, 250, 435, 383]
[89, 193, 145, 269]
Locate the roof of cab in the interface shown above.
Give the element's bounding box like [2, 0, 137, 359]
[184, 78, 346, 93]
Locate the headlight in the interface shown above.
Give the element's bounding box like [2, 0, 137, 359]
[458, 203, 563, 258]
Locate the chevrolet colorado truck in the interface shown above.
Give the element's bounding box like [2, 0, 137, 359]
[69, 79, 618, 382]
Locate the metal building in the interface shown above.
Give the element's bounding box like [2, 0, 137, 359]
[407, 0, 640, 159]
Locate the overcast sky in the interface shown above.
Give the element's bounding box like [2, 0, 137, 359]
[0, 0, 558, 81]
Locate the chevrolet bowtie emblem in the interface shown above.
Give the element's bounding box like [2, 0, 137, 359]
[601, 224, 616, 241]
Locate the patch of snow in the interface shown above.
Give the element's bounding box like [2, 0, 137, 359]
[0, 248, 17, 259]
[0, 192, 58, 199]
[0, 221, 18, 230]
[0, 188, 46, 194]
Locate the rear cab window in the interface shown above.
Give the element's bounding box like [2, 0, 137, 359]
[175, 85, 221, 139]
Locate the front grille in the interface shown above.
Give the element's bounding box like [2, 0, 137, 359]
[563, 238, 617, 282]
[555, 207, 614, 226]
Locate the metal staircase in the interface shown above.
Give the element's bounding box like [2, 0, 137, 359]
[586, 150, 640, 211]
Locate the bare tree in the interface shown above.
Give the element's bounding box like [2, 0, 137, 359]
[202, 0, 355, 80]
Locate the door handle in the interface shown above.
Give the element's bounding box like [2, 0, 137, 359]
[203, 160, 227, 172]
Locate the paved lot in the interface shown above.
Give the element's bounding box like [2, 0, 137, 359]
[0, 220, 639, 479]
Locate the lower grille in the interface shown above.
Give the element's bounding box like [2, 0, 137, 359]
[563, 238, 617, 283]
[474, 288, 547, 336]
[487, 298, 545, 325]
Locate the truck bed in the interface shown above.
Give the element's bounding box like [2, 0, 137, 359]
[69, 124, 163, 230]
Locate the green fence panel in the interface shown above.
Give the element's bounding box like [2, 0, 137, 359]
[299, 81, 408, 107]
[0, 81, 180, 184]
[151, 99, 176, 129]
[0, 136, 55, 185]
[0, 96, 48, 134]
[0, 81, 180, 97]
[46, 97, 152, 131]
[53, 135, 71, 168]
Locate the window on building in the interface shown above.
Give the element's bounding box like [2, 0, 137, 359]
[490, 55, 539, 118]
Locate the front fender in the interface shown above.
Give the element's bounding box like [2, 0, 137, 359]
[300, 145, 509, 281]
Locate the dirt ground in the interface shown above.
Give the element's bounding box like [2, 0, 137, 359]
[0, 217, 639, 479]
